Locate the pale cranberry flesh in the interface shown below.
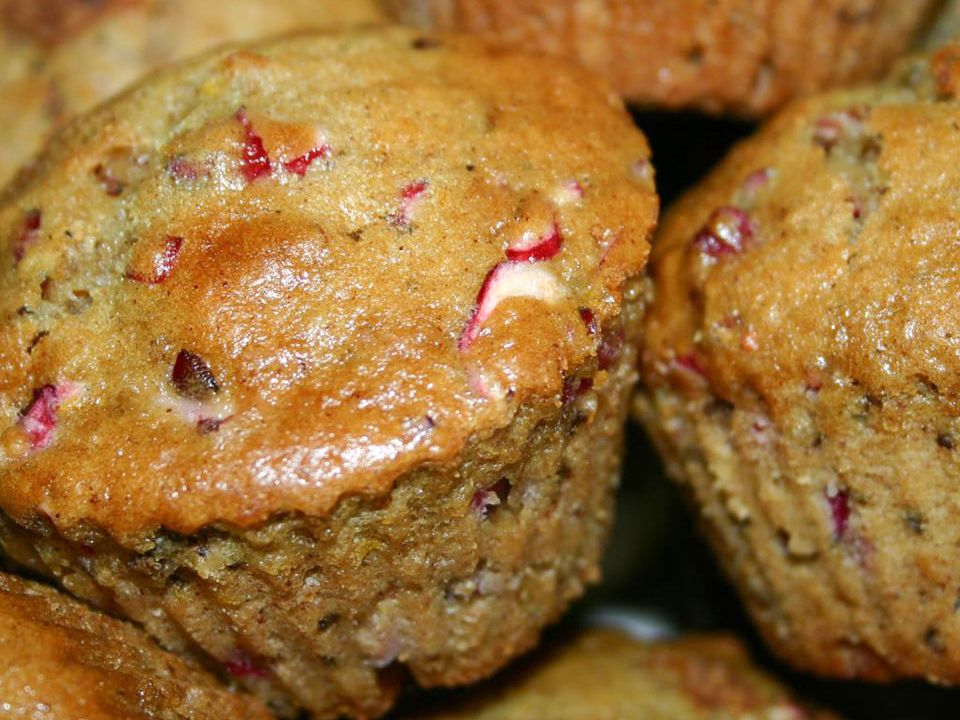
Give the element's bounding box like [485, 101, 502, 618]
[12, 209, 41, 262]
[694, 207, 755, 258]
[389, 180, 429, 227]
[458, 261, 564, 351]
[19, 385, 61, 450]
[471, 478, 511, 518]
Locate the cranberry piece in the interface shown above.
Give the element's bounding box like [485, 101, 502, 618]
[675, 353, 706, 377]
[19, 385, 61, 450]
[741, 168, 771, 201]
[597, 328, 625, 371]
[458, 261, 564, 352]
[389, 180, 429, 228]
[812, 109, 865, 151]
[283, 145, 331, 176]
[225, 649, 269, 680]
[562, 376, 593, 405]
[578, 307, 598, 336]
[167, 156, 203, 182]
[826, 487, 851, 540]
[471, 478, 511, 518]
[127, 235, 183, 284]
[235, 107, 272, 183]
[505, 221, 563, 262]
[12, 209, 41, 262]
[197, 416, 229, 434]
[693, 207, 755, 258]
[171, 350, 219, 400]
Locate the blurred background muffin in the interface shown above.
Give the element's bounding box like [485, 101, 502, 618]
[380, 0, 939, 117]
[0, 26, 656, 719]
[0, 0, 385, 186]
[638, 39, 960, 687]
[400, 627, 837, 719]
[0, 572, 270, 720]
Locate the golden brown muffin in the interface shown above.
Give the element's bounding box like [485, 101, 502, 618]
[0, 26, 657, 719]
[0, 0, 385, 187]
[0, 572, 270, 720]
[404, 629, 837, 720]
[638, 42, 960, 684]
[381, 0, 938, 118]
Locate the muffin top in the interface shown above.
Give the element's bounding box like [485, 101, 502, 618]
[0, 572, 271, 720]
[0, 0, 385, 186]
[407, 629, 834, 719]
[644, 43, 960, 424]
[0, 27, 656, 538]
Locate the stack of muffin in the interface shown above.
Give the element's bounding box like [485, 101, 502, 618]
[0, 1, 957, 718]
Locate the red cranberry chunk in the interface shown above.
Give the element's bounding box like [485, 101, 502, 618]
[694, 207, 755, 258]
[235, 107, 272, 183]
[675, 353, 706, 377]
[578, 307, 598, 336]
[505, 221, 563, 263]
[172, 350, 219, 400]
[12, 209, 41, 262]
[225, 649, 269, 680]
[812, 109, 866, 151]
[597, 328, 625, 371]
[19, 385, 61, 450]
[283, 145, 331, 176]
[471, 478, 511, 518]
[826, 487, 851, 540]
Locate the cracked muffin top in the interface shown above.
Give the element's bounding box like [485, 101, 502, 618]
[644, 43, 960, 423]
[0, 572, 271, 720]
[0, 27, 657, 539]
[408, 629, 836, 719]
[0, 0, 385, 186]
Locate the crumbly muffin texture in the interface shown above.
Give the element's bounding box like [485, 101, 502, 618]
[0, 572, 271, 720]
[638, 42, 960, 683]
[0, 27, 656, 718]
[381, 0, 938, 117]
[405, 628, 837, 720]
[0, 0, 385, 187]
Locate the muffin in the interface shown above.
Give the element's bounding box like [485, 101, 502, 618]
[0, 0, 385, 186]
[638, 42, 960, 683]
[406, 628, 836, 719]
[0, 572, 270, 720]
[380, 0, 938, 118]
[0, 26, 657, 719]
